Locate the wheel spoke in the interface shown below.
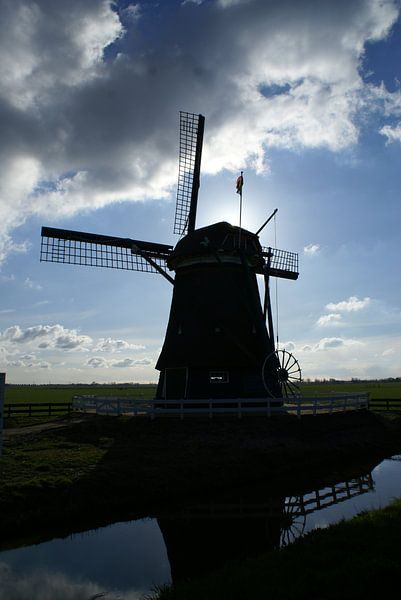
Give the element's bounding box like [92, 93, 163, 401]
[287, 380, 300, 395]
[284, 352, 292, 370]
[283, 380, 292, 397]
[286, 358, 298, 371]
[287, 380, 299, 397]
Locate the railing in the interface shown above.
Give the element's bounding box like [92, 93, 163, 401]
[3, 402, 72, 418]
[72, 393, 369, 419]
[368, 398, 401, 412]
[72, 396, 150, 416]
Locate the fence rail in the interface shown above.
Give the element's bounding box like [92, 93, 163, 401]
[4, 402, 72, 418]
[72, 393, 369, 419]
[369, 398, 401, 412]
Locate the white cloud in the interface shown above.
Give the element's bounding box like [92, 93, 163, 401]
[1, 324, 92, 351]
[316, 313, 342, 327]
[380, 121, 401, 143]
[315, 337, 363, 351]
[281, 341, 295, 352]
[85, 356, 108, 369]
[382, 348, 395, 356]
[304, 243, 320, 255]
[93, 337, 145, 353]
[85, 356, 152, 368]
[112, 357, 152, 368]
[0, 0, 399, 264]
[326, 296, 371, 312]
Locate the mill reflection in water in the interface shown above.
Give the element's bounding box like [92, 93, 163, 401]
[3, 455, 401, 599]
[158, 471, 374, 583]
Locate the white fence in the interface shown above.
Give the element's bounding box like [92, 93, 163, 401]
[72, 393, 369, 419]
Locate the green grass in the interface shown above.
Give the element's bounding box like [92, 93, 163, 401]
[157, 497, 401, 600]
[4, 381, 400, 405]
[300, 381, 401, 399]
[4, 384, 157, 404]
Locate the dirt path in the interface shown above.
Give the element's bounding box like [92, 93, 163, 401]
[2, 416, 88, 439]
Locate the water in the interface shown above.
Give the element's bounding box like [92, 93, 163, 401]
[1, 455, 401, 599]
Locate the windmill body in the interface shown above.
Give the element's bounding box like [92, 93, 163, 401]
[156, 221, 281, 400]
[40, 112, 299, 401]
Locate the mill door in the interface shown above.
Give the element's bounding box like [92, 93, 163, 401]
[164, 367, 188, 399]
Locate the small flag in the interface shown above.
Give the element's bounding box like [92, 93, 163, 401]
[236, 172, 243, 194]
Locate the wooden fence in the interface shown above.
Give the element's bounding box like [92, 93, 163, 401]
[3, 402, 72, 418]
[72, 393, 369, 419]
[369, 398, 401, 412]
[4, 394, 399, 421]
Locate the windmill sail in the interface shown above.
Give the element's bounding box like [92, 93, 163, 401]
[261, 246, 299, 280]
[40, 227, 173, 276]
[174, 112, 205, 236]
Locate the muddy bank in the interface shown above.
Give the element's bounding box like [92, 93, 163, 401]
[1, 410, 400, 549]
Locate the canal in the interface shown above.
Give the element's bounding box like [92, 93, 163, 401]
[1, 453, 401, 599]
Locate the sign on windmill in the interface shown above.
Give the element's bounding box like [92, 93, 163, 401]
[40, 112, 300, 404]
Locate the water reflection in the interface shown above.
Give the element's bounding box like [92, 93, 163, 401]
[158, 473, 374, 583]
[0, 562, 139, 600]
[2, 455, 401, 597]
[0, 519, 171, 599]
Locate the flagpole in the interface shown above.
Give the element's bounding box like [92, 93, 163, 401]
[238, 170, 243, 248]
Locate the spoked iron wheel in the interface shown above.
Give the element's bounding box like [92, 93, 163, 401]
[263, 349, 302, 398]
[280, 495, 306, 547]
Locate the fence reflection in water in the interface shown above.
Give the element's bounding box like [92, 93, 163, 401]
[157, 471, 374, 583]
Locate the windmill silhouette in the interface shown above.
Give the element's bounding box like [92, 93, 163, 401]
[41, 112, 300, 402]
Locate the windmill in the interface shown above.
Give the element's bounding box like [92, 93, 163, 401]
[40, 112, 300, 402]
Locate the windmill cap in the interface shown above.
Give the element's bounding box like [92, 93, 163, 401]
[168, 221, 264, 270]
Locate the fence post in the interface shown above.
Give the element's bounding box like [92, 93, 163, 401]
[0, 373, 5, 456]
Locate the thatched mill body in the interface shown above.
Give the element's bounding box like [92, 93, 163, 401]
[41, 112, 300, 400]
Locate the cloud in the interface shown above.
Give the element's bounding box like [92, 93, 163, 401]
[112, 357, 152, 368]
[382, 348, 395, 356]
[303, 244, 320, 255]
[316, 313, 342, 327]
[85, 356, 152, 368]
[326, 296, 371, 312]
[93, 337, 145, 353]
[380, 121, 401, 143]
[85, 356, 108, 369]
[293, 337, 364, 353]
[312, 337, 363, 351]
[1, 324, 92, 351]
[0, 0, 400, 263]
[281, 341, 296, 352]
[24, 277, 42, 291]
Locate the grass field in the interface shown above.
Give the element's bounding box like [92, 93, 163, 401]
[3, 381, 401, 405]
[300, 381, 401, 399]
[4, 384, 157, 404]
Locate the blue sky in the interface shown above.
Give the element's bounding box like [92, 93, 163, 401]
[0, 0, 401, 383]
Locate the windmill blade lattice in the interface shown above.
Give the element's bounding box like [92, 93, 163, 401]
[40, 227, 172, 274]
[174, 112, 204, 236]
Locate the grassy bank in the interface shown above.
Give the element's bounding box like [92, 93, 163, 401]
[1, 411, 401, 549]
[157, 496, 401, 600]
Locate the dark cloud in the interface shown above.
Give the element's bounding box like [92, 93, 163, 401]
[0, 0, 399, 261]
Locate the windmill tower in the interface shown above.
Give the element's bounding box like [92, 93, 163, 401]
[40, 112, 300, 402]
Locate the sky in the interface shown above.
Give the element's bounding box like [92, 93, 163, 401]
[0, 0, 401, 384]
